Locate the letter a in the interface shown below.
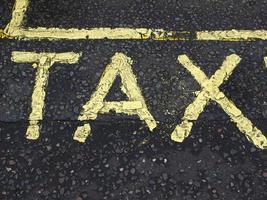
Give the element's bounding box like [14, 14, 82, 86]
[74, 53, 157, 142]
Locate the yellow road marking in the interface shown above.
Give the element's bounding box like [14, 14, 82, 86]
[73, 53, 157, 143]
[12, 52, 81, 140]
[5, 28, 267, 41]
[171, 54, 267, 149]
[2, 1, 267, 149]
[4, 0, 28, 35]
[197, 30, 267, 41]
[8, 27, 154, 40]
[2, 0, 267, 41]
[0, 29, 9, 39]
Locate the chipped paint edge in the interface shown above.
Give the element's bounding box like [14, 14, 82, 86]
[2, 0, 267, 41]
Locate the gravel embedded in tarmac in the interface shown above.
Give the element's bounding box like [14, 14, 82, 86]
[0, 0, 267, 199]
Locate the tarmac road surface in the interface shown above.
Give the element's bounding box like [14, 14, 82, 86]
[0, 0, 267, 199]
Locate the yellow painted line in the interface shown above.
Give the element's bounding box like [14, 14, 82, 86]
[8, 27, 154, 40]
[15, 27, 191, 40]
[3, 28, 267, 41]
[2, 0, 267, 41]
[5, 0, 28, 30]
[12, 51, 81, 140]
[73, 52, 157, 143]
[197, 30, 267, 41]
[0, 29, 9, 39]
[171, 54, 267, 149]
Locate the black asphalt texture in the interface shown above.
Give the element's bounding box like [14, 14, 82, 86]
[0, 0, 267, 200]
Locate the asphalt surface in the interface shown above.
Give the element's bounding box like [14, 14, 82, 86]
[0, 0, 267, 200]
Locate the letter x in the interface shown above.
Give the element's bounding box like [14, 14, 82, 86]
[171, 54, 267, 149]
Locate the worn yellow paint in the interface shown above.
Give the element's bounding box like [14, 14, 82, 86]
[197, 30, 267, 41]
[6, 27, 267, 41]
[73, 124, 91, 143]
[4, 0, 188, 41]
[264, 57, 267, 67]
[9, 27, 153, 40]
[2, 0, 267, 149]
[0, 29, 8, 39]
[171, 54, 267, 149]
[2, 0, 267, 41]
[4, 0, 28, 35]
[11, 28, 192, 40]
[12, 51, 81, 140]
[73, 53, 157, 143]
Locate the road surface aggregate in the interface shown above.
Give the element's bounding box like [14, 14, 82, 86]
[0, 0, 267, 200]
